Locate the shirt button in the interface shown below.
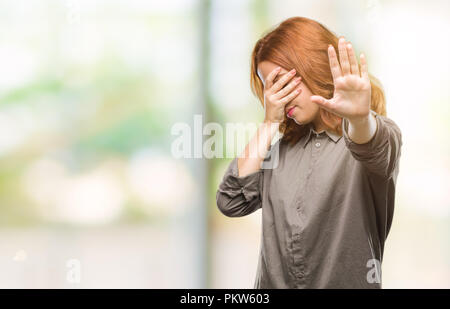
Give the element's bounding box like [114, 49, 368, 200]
[315, 142, 321, 148]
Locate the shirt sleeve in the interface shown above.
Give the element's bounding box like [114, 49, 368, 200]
[216, 157, 263, 217]
[342, 110, 403, 179]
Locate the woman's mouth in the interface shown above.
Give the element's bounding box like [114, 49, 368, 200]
[287, 106, 295, 118]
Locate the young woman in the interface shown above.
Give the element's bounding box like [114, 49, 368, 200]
[216, 17, 402, 288]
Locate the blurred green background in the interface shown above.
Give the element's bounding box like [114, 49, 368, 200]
[0, 0, 448, 288]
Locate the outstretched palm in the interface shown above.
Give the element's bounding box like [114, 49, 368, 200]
[311, 37, 371, 122]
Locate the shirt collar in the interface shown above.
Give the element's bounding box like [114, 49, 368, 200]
[300, 123, 342, 148]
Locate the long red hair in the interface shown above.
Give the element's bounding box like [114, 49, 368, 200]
[250, 17, 386, 146]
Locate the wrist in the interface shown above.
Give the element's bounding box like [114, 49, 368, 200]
[346, 112, 377, 144]
[347, 112, 371, 128]
[262, 119, 281, 134]
[263, 118, 282, 126]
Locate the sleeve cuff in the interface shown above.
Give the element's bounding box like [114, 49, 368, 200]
[341, 110, 386, 157]
[218, 157, 262, 202]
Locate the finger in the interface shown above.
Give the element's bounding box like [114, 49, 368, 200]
[338, 37, 350, 75]
[328, 45, 342, 82]
[310, 95, 336, 114]
[346, 42, 360, 76]
[279, 87, 302, 105]
[360, 53, 369, 80]
[273, 76, 302, 100]
[271, 68, 296, 93]
[265, 66, 281, 90]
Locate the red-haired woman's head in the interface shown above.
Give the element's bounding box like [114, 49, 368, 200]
[250, 16, 386, 145]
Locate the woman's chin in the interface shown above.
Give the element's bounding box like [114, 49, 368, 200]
[292, 116, 306, 125]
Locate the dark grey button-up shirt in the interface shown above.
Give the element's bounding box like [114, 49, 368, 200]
[216, 110, 402, 288]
